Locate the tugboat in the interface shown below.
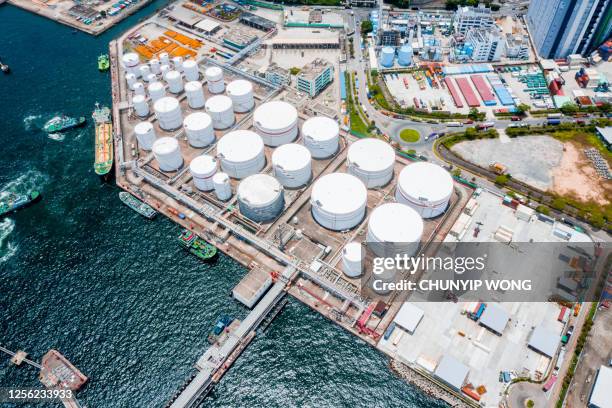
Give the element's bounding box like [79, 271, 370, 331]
[92, 103, 113, 177]
[119, 191, 157, 219]
[98, 54, 110, 72]
[178, 229, 217, 261]
[0, 57, 9, 74]
[43, 115, 86, 133]
[0, 191, 41, 218]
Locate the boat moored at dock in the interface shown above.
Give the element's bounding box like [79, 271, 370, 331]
[119, 192, 157, 219]
[178, 229, 217, 261]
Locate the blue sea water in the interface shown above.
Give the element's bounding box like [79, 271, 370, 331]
[0, 4, 446, 407]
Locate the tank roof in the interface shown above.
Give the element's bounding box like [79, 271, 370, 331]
[185, 81, 202, 91]
[134, 121, 154, 133]
[154, 96, 180, 113]
[238, 174, 282, 206]
[153, 137, 179, 154]
[368, 203, 423, 243]
[184, 112, 212, 130]
[347, 138, 395, 172]
[217, 130, 264, 162]
[253, 101, 298, 131]
[206, 95, 233, 111]
[302, 116, 339, 141]
[311, 173, 367, 215]
[343, 242, 362, 262]
[398, 162, 454, 202]
[190, 154, 217, 175]
[226, 79, 253, 96]
[272, 143, 311, 172]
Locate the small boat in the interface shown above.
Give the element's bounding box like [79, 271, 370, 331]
[98, 54, 110, 72]
[178, 229, 217, 261]
[92, 103, 113, 177]
[43, 115, 86, 133]
[119, 192, 157, 219]
[0, 191, 41, 218]
[0, 57, 9, 74]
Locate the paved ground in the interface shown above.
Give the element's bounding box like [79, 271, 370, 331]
[507, 382, 548, 408]
[451, 135, 564, 190]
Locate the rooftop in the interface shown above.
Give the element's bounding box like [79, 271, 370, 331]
[590, 366, 612, 408]
[434, 355, 469, 390]
[298, 58, 333, 80]
[479, 303, 510, 335]
[528, 325, 560, 358]
[393, 302, 424, 334]
[596, 127, 612, 145]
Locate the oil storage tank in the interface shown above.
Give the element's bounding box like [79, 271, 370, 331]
[149, 58, 161, 75]
[134, 121, 156, 150]
[121, 52, 140, 75]
[205, 66, 225, 94]
[185, 81, 205, 109]
[205, 95, 235, 130]
[164, 70, 183, 94]
[126, 73, 137, 89]
[302, 116, 340, 159]
[152, 137, 183, 172]
[133, 94, 149, 117]
[154, 97, 183, 131]
[310, 173, 367, 231]
[213, 172, 232, 201]
[139, 64, 151, 79]
[226, 80, 254, 113]
[216, 130, 265, 179]
[347, 138, 395, 188]
[189, 155, 217, 191]
[182, 59, 200, 82]
[367, 202, 423, 258]
[342, 242, 363, 278]
[133, 82, 146, 96]
[395, 162, 453, 218]
[148, 81, 166, 102]
[237, 174, 284, 223]
[183, 112, 214, 148]
[380, 47, 395, 68]
[398, 45, 413, 66]
[159, 52, 170, 65]
[271, 143, 312, 188]
[253, 101, 298, 147]
[172, 56, 183, 72]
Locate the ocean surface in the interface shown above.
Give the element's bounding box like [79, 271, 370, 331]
[0, 4, 445, 407]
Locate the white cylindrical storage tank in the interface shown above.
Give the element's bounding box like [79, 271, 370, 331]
[185, 81, 205, 109]
[205, 95, 234, 130]
[148, 81, 166, 102]
[122, 52, 140, 72]
[216, 130, 265, 179]
[367, 202, 423, 258]
[133, 81, 146, 96]
[302, 116, 340, 159]
[310, 173, 367, 231]
[153, 96, 183, 131]
[237, 174, 284, 223]
[160, 64, 171, 77]
[342, 242, 363, 278]
[347, 138, 395, 188]
[380, 46, 395, 68]
[126, 72, 137, 89]
[183, 112, 214, 148]
[189, 155, 217, 191]
[139, 64, 151, 79]
[134, 121, 156, 150]
[172, 56, 183, 72]
[213, 172, 232, 201]
[152, 137, 183, 172]
[398, 45, 413, 66]
[145, 73, 157, 83]
[159, 52, 170, 65]
[205, 66, 225, 94]
[133, 94, 149, 117]
[182, 59, 199, 82]
[226, 80, 254, 113]
[253, 101, 298, 147]
[272, 143, 311, 188]
[164, 70, 183, 94]
[395, 162, 454, 218]
[149, 58, 161, 75]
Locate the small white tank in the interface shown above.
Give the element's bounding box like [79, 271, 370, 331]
[126, 73, 137, 89]
[347, 138, 395, 188]
[226, 80, 254, 113]
[149, 58, 161, 75]
[148, 81, 166, 102]
[133, 94, 149, 117]
[139, 64, 151, 79]
[172, 56, 184, 72]
[159, 52, 170, 65]
[122, 52, 140, 71]
[160, 64, 171, 77]
[145, 73, 157, 83]
[216, 130, 265, 179]
[182, 59, 200, 82]
[183, 112, 214, 148]
[189, 155, 217, 191]
[185, 81, 205, 109]
[367, 202, 423, 258]
[237, 174, 284, 223]
[133, 82, 146, 96]
[154, 96, 183, 131]
[134, 121, 156, 150]
[272, 143, 312, 188]
[302, 116, 340, 159]
[310, 173, 367, 231]
[342, 242, 363, 278]
[205, 66, 225, 94]
[205, 95, 234, 130]
[213, 172, 232, 201]
[152, 137, 183, 172]
[164, 70, 183, 94]
[253, 101, 298, 147]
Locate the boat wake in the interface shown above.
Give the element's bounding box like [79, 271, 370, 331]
[0, 218, 17, 264]
[48, 132, 66, 142]
[0, 170, 48, 198]
[23, 113, 44, 131]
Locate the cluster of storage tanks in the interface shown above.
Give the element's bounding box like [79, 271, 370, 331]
[379, 45, 414, 68]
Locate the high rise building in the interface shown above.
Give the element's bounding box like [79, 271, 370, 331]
[296, 59, 334, 98]
[527, 0, 612, 58]
[465, 27, 505, 62]
[454, 4, 494, 34]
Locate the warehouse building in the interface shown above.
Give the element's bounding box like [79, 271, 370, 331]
[595, 127, 612, 150]
[479, 304, 510, 335]
[434, 355, 469, 391]
[528, 325, 560, 358]
[167, 8, 202, 30]
[296, 59, 334, 97]
[393, 303, 425, 335]
[589, 365, 612, 408]
[240, 12, 275, 32]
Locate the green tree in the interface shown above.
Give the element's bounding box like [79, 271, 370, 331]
[468, 108, 480, 120]
[289, 67, 301, 75]
[495, 174, 509, 186]
[588, 212, 605, 229]
[536, 205, 550, 215]
[599, 102, 611, 114]
[560, 102, 579, 116]
[361, 21, 373, 35]
[551, 197, 566, 211]
[516, 103, 530, 115]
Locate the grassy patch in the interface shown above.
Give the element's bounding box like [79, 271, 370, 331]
[399, 128, 420, 143]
